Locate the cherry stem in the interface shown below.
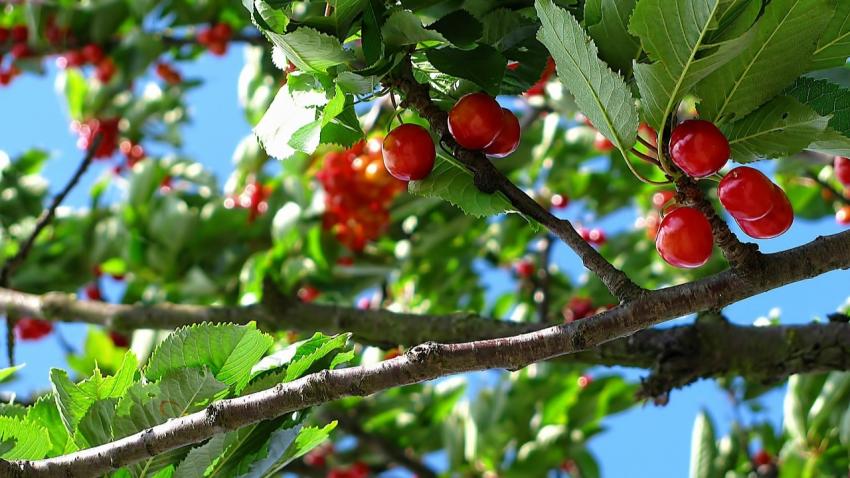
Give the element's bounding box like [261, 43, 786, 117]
[636, 135, 657, 152]
[622, 156, 671, 185]
[324, 2, 332, 16]
[630, 148, 661, 167]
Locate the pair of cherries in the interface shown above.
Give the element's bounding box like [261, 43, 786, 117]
[656, 120, 793, 268]
[381, 92, 521, 181]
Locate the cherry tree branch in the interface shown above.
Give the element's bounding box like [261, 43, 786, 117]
[384, 59, 644, 302]
[1, 229, 849, 476]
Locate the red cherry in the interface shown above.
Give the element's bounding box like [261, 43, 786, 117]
[578, 226, 592, 242]
[652, 190, 676, 210]
[656, 207, 714, 268]
[14, 318, 53, 341]
[736, 185, 793, 239]
[525, 56, 555, 96]
[0, 28, 8, 43]
[483, 108, 520, 158]
[563, 296, 593, 322]
[593, 131, 614, 153]
[753, 450, 772, 467]
[551, 193, 569, 209]
[212, 23, 233, 41]
[836, 205, 850, 225]
[835, 156, 850, 187]
[0, 71, 11, 86]
[669, 120, 730, 178]
[577, 374, 592, 389]
[349, 462, 370, 478]
[587, 228, 606, 246]
[448, 92, 504, 150]
[198, 29, 214, 45]
[382, 123, 435, 181]
[109, 331, 130, 348]
[514, 259, 535, 279]
[639, 123, 658, 147]
[718, 166, 775, 221]
[10, 43, 29, 59]
[10, 25, 27, 43]
[59, 50, 86, 69]
[82, 44, 105, 64]
[95, 58, 116, 83]
[84, 284, 102, 301]
[298, 286, 320, 303]
[208, 41, 227, 56]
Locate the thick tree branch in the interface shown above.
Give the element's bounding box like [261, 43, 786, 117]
[1, 230, 849, 476]
[384, 59, 644, 302]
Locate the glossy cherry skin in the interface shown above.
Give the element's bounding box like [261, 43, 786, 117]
[652, 190, 675, 210]
[736, 185, 793, 239]
[15, 318, 53, 341]
[484, 108, 521, 158]
[718, 166, 775, 221]
[448, 92, 504, 150]
[835, 156, 850, 187]
[382, 124, 435, 181]
[656, 207, 714, 268]
[593, 132, 614, 153]
[669, 120, 730, 178]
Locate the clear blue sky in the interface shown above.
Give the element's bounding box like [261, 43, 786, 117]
[1, 46, 848, 477]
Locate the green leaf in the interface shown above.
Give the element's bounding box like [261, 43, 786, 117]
[535, 0, 639, 155]
[266, 28, 353, 74]
[326, 0, 368, 39]
[806, 128, 850, 156]
[0, 364, 24, 383]
[585, 0, 640, 74]
[285, 333, 351, 382]
[811, 2, 850, 70]
[696, 0, 834, 122]
[722, 96, 829, 162]
[408, 154, 514, 217]
[239, 422, 337, 478]
[425, 45, 506, 95]
[25, 396, 73, 457]
[0, 416, 50, 460]
[62, 69, 89, 121]
[630, 0, 750, 130]
[785, 77, 850, 136]
[252, 0, 289, 33]
[688, 411, 717, 478]
[320, 107, 364, 148]
[784, 374, 823, 445]
[361, 0, 385, 65]
[381, 10, 447, 47]
[76, 399, 117, 448]
[428, 10, 482, 48]
[146, 323, 273, 392]
[321, 85, 347, 127]
[174, 435, 230, 478]
[807, 372, 850, 440]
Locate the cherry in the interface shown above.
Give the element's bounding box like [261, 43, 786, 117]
[72, 118, 120, 158]
[639, 122, 658, 148]
[58, 50, 86, 69]
[120, 140, 146, 167]
[298, 286, 320, 303]
[835, 156, 850, 187]
[563, 296, 593, 322]
[593, 131, 614, 153]
[155, 62, 182, 85]
[718, 166, 775, 221]
[95, 58, 116, 83]
[669, 120, 730, 178]
[336, 256, 354, 266]
[10, 43, 30, 59]
[736, 185, 793, 239]
[656, 207, 714, 268]
[526, 56, 555, 96]
[753, 450, 772, 467]
[383, 347, 402, 360]
[551, 193, 569, 209]
[514, 259, 535, 279]
[0, 28, 8, 43]
[448, 92, 504, 150]
[483, 108, 521, 158]
[652, 190, 676, 210]
[577, 374, 592, 389]
[84, 284, 102, 301]
[356, 297, 371, 309]
[587, 228, 606, 246]
[109, 331, 130, 348]
[10, 25, 27, 43]
[836, 205, 850, 225]
[382, 123, 435, 181]
[82, 44, 105, 64]
[15, 318, 53, 341]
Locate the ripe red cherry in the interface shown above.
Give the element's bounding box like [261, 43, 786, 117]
[836, 205, 850, 225]
[736, 185, 793, 239]
[85, 284, 102, 301]
[753, 450, 772, 467]
[669, 120, 730, 178]
[382, 123, 435, 181]
[448, 92, 504, 150]
[656, 207, 714, 268]
[0, 27, 8, 43]
[577, 374, 592, 389]
[551, 193, 569, 209]
[718, 166, 775, 221]
[109, 331, 130, 348]
[82, 44, 105, 64]
[15, 318, 53, 341]
[563, 296, 593, 322]
[483, 108, 520, 158]
[10, 25, 27, 43]
[652, 190, 675, 210]
[593, 131, 614, 152]
[526, 56, 555, 96]
[514, 259, 535, 278]
[298, 286, 320, 303]
[95, 58, 116, 83]
[835, 156, 850, 187]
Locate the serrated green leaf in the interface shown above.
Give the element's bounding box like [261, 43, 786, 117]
[0, 416, 50, 460]
[361, 0, 385, 64]
[428, 10, 482, 48]
[286, 333, 351, 382]
[255, 79, 329, 159]
[806, 128, 850, 156]
[174, 435, 230, 478]
[688, 411, 717, 478]
[811, 2, 850, 70]
[722, 96, 829, 162]
[714, 0, 760, 41]
[381, 10, 447, 47]
[25, 396, 73, 457]
[320, 107, 364, 148]
[336, 71, 381, 95]
[535, 0, 638, 155]
[630, 0, 750, 130]
[425, 45, 505, 95]
[696, 0, 834, 122]
[408, 154, 514, 217]
[266, 28, 353, 74]
[785, 77, 850, 136]
[76, 399, 117, 448]
[252, 0, 289, 33]
[145, 323, 272, 392]
[585, 0, 639, 74]
[0, 364, 24, 383]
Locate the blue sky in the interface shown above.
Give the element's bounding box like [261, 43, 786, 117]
[1, 46, 848, 477]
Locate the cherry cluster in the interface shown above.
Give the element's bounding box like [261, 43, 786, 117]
[224, 177, 271, 223]
[56, 43, 116, 83]
[448, 92, 521, 158]
[655, 120, 793, 268]
[197, 23, 233, 56]
[0, 25, 28, 86]
[319, 139, 407, 252]
[834, 156, 850, 225]
[71, 118, 121, 159]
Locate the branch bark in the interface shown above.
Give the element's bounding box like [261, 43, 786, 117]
[1, 228, 849, 476]
[384, 59, 644, 302]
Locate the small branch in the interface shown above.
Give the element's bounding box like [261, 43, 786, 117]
[0, 135, 100, 366]
[674, 176, 762, 270]
[385, 58, 644, 302]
